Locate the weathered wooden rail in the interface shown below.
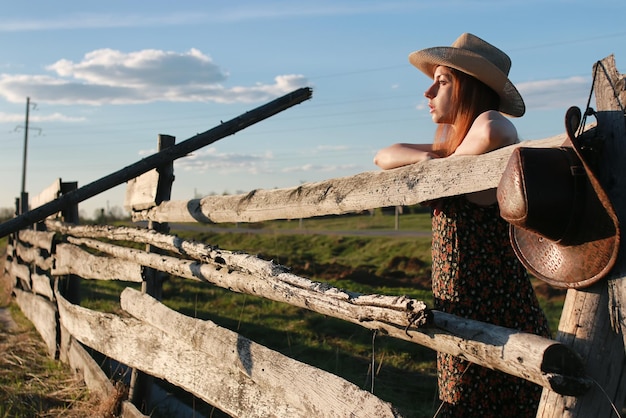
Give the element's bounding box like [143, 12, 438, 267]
[3, 55, 625, 417]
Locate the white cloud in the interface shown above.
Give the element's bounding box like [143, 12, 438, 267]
[154, 144, 358, 177]
[174, 147, 274, 174]
[415, 101, 428, 111]
[315, 144, 349, 151]
[0, 111, 85, 123]
[0, 48, 309, 106]
[32, 112, 86, 122]
[517, 76, 591, 111]
[48, 48, 225, 88]
[281, 163, 357, 173]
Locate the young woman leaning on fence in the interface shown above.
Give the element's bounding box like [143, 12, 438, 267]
[374, 33, 551, 418]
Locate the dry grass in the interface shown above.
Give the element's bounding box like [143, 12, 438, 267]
[0, 255, 124, 418]
[0, 311, 93, 416]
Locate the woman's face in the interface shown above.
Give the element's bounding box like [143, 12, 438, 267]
[424, 66, 455, 124]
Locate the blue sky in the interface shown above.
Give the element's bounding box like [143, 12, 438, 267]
[1, 1, 625, 219]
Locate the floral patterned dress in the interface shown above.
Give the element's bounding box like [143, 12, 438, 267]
[431, 196, 551, 418]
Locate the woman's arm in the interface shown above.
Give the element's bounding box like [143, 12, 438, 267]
[374, 111, 517, 170]
[454, 111, 519, 205]
[373, 143, 438, 170]
[373, 112, 518, 204]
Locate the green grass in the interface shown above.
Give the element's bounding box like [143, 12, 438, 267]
[191, 207, 433, 232]
[535, 293, 565, 334]
[178, 231, 432, 280]
[263, 208, 433, 231]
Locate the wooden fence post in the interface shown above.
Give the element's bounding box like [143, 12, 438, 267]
[142, 134, 174, 298]
[60, 181, 79, 225]
[537, 55, 626, 417]
[128, 134, 175, 413]
[59, 181, 81, 305]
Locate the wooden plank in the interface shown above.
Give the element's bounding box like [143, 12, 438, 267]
[64, 236, 429, 328]
[124, 169, 160, 211]
[31, 178, 62, 210]
[31, 273, 53, 300]
[62, 233, 588, 394]
[56, 287, 402, 418]
[5, 241, 15, 260]
[13, 287, 58, 357]
[65, 334, 116, 399]
[147, 383, 206, 418]
[58, 325, 147, 417]
[0, 87, 313, 238]
[131, 135, 567, 224]
[52, 243, 143, 282]
[2, 258, 17, 289]
[125, 134, 175, 215]
[537, 55, 626, 417]
[15, 241, 52, 271]
[120, 402, 148, 418]
[18, 229, 55, 253]
[7, 257, 30, 290]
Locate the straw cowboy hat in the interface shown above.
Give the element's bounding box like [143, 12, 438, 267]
[497, 106, 620, 288]
[408, 33, 525, 117]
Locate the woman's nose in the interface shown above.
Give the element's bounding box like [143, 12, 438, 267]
[424, 84, 436, 98]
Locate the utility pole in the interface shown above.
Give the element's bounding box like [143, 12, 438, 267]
[19, 97, 31, 214]
[21, 97, 30, 194]
[18, 97, 38, 215]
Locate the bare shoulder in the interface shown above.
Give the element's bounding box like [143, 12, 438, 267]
[455, 111, 518, 155]
[476, 110, 519, 146]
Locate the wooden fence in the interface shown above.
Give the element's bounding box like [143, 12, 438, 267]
[3, 55, 626, 417]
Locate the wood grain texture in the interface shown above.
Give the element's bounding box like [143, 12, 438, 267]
[56, 287, 401, 417]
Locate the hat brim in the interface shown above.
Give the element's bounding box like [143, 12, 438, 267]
[409, 46, 525, 117]
[510, 223, 618, 289]
[507, 108, 620, 288]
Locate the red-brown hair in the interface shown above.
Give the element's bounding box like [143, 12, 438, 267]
[432, 68, 500, 157]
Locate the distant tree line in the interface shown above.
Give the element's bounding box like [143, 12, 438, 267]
[0, 207, 14, 223]
[0, 205, 131, 225]
[88, 206, 131, 224]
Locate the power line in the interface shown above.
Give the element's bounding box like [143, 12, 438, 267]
[510, 31, 626, 52]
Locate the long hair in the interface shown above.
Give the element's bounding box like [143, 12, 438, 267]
[432, 68, 500, 157]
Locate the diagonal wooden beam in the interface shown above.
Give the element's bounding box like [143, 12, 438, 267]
[0, 87, 313, 238]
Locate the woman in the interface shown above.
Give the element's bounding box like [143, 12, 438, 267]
[375, 33, 551, 417]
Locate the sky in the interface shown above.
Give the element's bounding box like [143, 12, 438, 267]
[1, 1, 625, 219]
